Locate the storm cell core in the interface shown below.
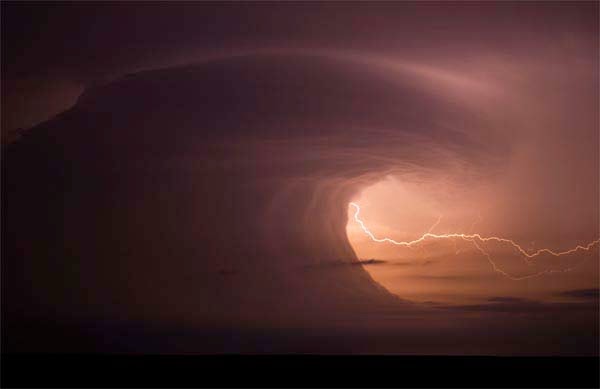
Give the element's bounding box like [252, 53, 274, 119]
[346, 175, 599, 306]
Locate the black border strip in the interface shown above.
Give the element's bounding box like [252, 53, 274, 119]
[2, 354, 599, 388]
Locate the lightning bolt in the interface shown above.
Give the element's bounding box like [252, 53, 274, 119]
[349, 202, 599, 280]
[468, 211, 482, 234]
[426, 215, 443, 233]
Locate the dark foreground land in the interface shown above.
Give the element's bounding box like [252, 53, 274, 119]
[2, 354, 598, 388]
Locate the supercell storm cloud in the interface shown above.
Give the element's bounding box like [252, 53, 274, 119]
[1, 2, 598, 355]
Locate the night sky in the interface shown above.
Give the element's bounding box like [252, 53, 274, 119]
[2, 2, 598, 357]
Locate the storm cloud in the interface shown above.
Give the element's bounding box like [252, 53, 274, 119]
[2, 2, 597, 355]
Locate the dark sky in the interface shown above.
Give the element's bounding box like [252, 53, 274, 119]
[1, 2, 598, 356]
[3, 2, 597, 132]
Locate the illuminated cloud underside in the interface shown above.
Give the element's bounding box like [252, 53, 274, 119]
[350, 202, 599, 280]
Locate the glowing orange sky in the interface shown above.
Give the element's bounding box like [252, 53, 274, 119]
[348, 175, 599, 304]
